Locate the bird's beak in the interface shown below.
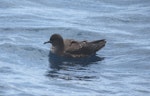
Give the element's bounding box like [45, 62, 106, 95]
[43, 41, 51, 44]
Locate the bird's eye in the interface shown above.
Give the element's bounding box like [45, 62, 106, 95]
[50, 38, 53, 41]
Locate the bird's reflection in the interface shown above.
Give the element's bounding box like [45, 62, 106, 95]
[48, 51, 104, 70]
[46, 52, 104, 80]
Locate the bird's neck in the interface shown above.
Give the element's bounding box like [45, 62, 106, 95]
[54, 42, 65, 55]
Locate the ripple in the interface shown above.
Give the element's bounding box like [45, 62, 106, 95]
[0, 0, 150, 95]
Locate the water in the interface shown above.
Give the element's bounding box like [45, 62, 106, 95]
[0, 0, 150, 96]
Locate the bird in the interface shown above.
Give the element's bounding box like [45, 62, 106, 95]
[44, 34, 106, 58]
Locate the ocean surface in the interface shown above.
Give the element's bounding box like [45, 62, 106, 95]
[0, 0, 150, 96]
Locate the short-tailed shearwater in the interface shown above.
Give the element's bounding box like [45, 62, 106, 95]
[44, 34, 106, 58]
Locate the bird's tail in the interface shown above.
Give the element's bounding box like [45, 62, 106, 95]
[91, 39, 106, 44]
[91, 39, 106, 51]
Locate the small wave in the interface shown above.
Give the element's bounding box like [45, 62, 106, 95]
[0, 43, 48, 65]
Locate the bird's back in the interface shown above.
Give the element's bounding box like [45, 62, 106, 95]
[63, 39, 106, 58]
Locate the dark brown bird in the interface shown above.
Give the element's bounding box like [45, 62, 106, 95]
[44, 34, 106, 58]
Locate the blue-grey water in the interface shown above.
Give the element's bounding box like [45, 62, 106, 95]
[0, 0, 150, 96]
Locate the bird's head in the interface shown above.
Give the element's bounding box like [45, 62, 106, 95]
[44, 34, 64, 47]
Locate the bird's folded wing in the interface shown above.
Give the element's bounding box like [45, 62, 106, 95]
[65, 40, 93, 55]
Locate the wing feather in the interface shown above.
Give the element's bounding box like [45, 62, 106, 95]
[64, 39, 106, 56]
